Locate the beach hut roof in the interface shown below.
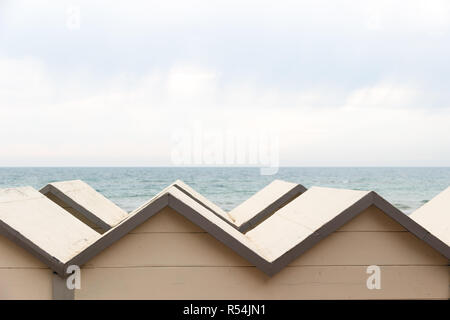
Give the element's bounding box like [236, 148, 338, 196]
[246, 186, 372, 262]
[40, 180, 128, 231]
[0, 186, 100, 269]
[136, 179, 306, 232]
[67, 183, 449, 276]
[411, 187, 450, 247]
[229, 179, 306, 232]
[0, 181, 448, 277]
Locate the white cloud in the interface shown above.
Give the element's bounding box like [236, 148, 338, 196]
[362, 0, 450, 33]
[0, 57, 449, 166]
[1, 1, 449, 166]
[345, 82, 419, 109]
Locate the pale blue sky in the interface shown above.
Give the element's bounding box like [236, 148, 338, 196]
[1, 0, 450, 166]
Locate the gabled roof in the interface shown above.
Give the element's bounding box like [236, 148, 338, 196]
[0, 186, 100, 271]
[166, 180, 232, 224]
[245, 186, 450, 274]
[0, 181, 448, 277]
[40, 180, 128, 231]
[246, 187, 371, 262]
[172, 179, 306, 232]
[66, 183, 449, 276]
[39, 179, 304, 233]
[410, 187, 450, 248]
[114, 178, 304, 232]
[65, 182, 272, 274]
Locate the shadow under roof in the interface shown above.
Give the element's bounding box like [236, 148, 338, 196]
[229, 179, 306, 232]
[173, 179, 306, 232]
[40, 180, 128, 231]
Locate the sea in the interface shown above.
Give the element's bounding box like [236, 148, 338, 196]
[0, 167, 449, 214]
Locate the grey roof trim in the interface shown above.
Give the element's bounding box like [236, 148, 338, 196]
[0, 218, 66, 275]
[62, 186, 448, 278]
[238, 184, 307, 233]
[170, 184, 234, 227]
[267, 191, 375, 275]
[40, 184, 112, 232]
[64, 189, 275, 276]
[372, 193, 450, 259]
[41, 179, 306, 235]
[2, 182, 448, 278]
[265, 191, 450, 275]
[167, 193, 272, 274]
[65, 194, 169, 273]
[172, 181, 307, 233]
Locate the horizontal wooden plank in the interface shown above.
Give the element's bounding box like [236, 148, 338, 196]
[0, 234, 48, 268]
[0, 269, 52, 300]
[76, 265, 449, 300]
[84, 230, 447, 268]
[85, 232, 251, 268]
[289, 231, 448, 266]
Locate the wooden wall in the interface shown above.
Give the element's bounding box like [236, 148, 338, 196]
[75, 205, 449, 299]
[0, 235, 52, 300]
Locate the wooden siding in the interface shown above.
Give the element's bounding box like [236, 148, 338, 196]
[76, 205, 449, 299]
[0, 235, 52, 299]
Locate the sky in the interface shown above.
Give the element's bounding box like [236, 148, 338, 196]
[0, 0, 450, 166]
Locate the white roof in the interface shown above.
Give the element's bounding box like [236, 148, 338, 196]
[0, 186, 100, 263]
[1, 181, 448, 276]
[42, 180, 128, 229]
[246, 186, 371, 262]
[229, 179, 301, 228]
[410, 186, 450, 246]
[172, 180, 233, 223]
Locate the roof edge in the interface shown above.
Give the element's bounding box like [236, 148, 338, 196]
[167, 193, 273, 275]
[372, 192, 450, 259]
[268, 191, 375, 275]
[64, 194, 170, 276]
[0, 219, 66, 275]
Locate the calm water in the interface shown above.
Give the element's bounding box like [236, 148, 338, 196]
[0, 167, 449, 214]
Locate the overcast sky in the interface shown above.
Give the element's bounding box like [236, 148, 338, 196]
[1, 0, 450, 166]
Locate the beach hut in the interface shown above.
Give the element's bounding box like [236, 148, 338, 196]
[0, 181, 448, 300]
